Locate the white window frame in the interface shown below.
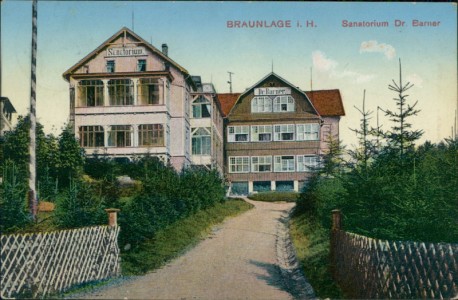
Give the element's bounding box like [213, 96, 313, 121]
[79, 125, 104, 148]
[107, 125, 133, 147]
[191, 127, 211, 155]
[192, 96, 212, 119]
[297, 155, 319, 172]
[138, 124, 164, 147]
[229, 156, 250, 173]
[297, 123, 320, 141]
[273, 124, 295, 141]
[228, 125, 249, 142]
[273, 95, 295, 112]
[274, 155, 296, 172]
[251, 125, 272, 142]
[137, 78, 161, 105]
[251, 156, 272, 173]
[77, 80, 104, 107]
[251, 96, 272, 113]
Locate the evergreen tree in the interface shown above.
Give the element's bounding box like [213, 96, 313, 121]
[348, 90, 377, 174]
[0, 161, 30, 232]
[57, 124, 85, 187]
[382, 59, 423, 157]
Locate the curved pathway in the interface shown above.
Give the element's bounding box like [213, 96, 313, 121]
[74, 199, 311, 299]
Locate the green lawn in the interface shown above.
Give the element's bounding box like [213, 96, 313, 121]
[289, 214, 343, 299]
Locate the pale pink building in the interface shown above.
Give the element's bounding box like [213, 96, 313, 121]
[63, 27, 197, 170]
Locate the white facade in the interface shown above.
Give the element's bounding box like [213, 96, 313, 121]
[190, 80, 224, 174]
[63, 27, 194, 170]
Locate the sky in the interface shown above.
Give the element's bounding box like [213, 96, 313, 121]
[1, 1, 457, 149]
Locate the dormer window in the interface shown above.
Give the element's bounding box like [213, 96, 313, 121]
[137, 59, 146, 72]
[106, 60, 115, 73]
[273, 96, 294, 112]
[251, 96, 272, 113]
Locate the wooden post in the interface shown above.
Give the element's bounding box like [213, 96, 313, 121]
[105, 208, 120, 227]
[332, 209, 342, 230]
[330, 209, 342, 283]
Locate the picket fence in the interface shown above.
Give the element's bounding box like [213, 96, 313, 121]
[0, 225, 120, 299]
[330, 210, 458, 299]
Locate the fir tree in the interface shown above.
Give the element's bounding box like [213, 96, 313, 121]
[382, 59, 423, 157]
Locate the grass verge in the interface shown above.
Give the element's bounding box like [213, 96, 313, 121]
[121, 198, 253, 275]
[247, 191, 298, 202]
[289, 213, 343, 299]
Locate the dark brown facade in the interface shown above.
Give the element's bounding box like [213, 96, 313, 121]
[221, 72, 344, 195]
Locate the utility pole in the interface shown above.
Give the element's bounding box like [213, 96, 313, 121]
[227, 71, 234, 93]
[29, 0, 38, 220]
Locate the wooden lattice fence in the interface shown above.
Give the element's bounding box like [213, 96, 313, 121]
[330, 211, 458, 299]
[1, 225, 120, 299]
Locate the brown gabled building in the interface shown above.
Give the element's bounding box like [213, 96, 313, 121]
[218, 72, 345, 195]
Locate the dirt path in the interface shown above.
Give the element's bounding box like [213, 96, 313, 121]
[74, 199, 311, 299]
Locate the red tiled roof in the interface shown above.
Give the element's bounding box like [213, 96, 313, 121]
[305, 89, 345, 117]
[217, 90, 345, 117]
[217, 93, 241, 117]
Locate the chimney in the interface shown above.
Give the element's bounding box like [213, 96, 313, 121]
[162, 43, 168, 57]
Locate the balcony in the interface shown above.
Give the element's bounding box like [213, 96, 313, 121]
[75, 104, 168, 115]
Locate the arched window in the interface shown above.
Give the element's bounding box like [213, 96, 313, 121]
[273, 95, 295, 112]
[251, 96, 272, 113]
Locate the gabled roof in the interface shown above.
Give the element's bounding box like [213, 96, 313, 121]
[223, 72, 321, 117]
[217, 89, 345, 118]
[0, 97, 16, 113]
[62, 27, 190, 81]
[305, 90, 346, 117]
[217, 93, 241, 117]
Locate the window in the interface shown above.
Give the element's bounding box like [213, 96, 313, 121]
[108, 79, 134, 106]
[274, 124, 295, 141]
[251, 125, 272, 142]
[273, 96, 295, 112]
[228, 126, 249, 142]
[78, 80, 104, 107]
[106, 60, 115, 73]
[274, 155, 295, 172]
[138, 124, 164, 146]
[137, 59, 146, 71]
[108, 125, 132, 147]
[297, 155, 319, 172]
[251, 156, 272, 172]
[251, 96, 272, 113]
[79, 126, 104, 147]
[253, 181, 271, 192]
[297, 123, 320, 141]
[229, 156, 250, 173]
[138, 78, 160, 105]
[192, 127, 211, 155]
[192, 96, 211, 118]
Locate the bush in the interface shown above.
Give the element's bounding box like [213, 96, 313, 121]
[298, 140, 458, 243]
[247, 191, 298, 202]
[54, 179, 105, 229]
[0, 161, 30, 232]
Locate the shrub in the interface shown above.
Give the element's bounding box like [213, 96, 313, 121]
[54, 179, 105, 229]
[248, 191, 298, 202]
[0, 161, 30, 232]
